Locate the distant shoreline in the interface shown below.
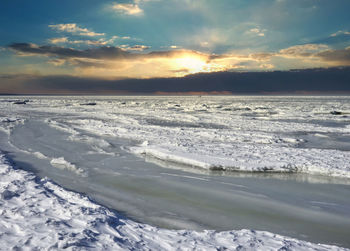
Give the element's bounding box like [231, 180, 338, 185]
[1, 93, 350, 96]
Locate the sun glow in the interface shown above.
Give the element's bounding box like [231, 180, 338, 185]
[174, 56, 209, 74]
[172, 55, 228, 76]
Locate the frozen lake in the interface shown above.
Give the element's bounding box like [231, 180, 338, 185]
[1, 96, 350, 248]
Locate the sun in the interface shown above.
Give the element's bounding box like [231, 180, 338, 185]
[170, 53, 227, 76]
[174, 56, 209, 74]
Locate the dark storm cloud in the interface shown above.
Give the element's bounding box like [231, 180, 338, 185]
[8, 43, 131, 60]
[1, 67, 350, 95]
[8, 43, 207, 61]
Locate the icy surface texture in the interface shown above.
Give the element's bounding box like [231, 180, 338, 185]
[11, 95, 347, 178]
[0, 154, 347, 250]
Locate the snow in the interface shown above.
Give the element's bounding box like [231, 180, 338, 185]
[1, 96, 350, 249]
[29, 96, 349, 179]
[130, 143, 350, 177]
[0, 153, 347, 250]
[50, 157, 85, 176]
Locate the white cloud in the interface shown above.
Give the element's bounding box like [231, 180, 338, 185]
[48, 37, 109, 46]
[48, 37, 69, 44]
[80, 31, 105, 37]
[250, 28, 260, 33]
[49, 23, 87, 33]
[330, 30, 350, 37]
[49, 23, 105, 37]
[103, 36, 134, 45]
[161, 45, 181, 49]
[249, 27, 266, 37]
[69, 40, 109, 46]
[112, 3, 143, 15]
[279, 44, 329, 57]
[111, 35, 132, 40]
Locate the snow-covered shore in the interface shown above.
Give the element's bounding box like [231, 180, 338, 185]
[0, 153, 348, 250]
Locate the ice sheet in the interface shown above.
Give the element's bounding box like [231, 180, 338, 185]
[0, 153, 347, 250]
[19, 95, 348, 178]
[1, 95, 350, 249]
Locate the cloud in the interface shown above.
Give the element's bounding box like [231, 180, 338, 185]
[2, 67, 350, 95]
[316, 47, 350, 65]
[8, 43, 232, 78]
[49, 23, 105, 37]
[250, 52, 274, 61]
[9, 43, 131, 59]
[330, 30, 350, 37]
[125, 45, 150, 51]
[110, 0, 161, 16]
[48, 37, 114, 46]
[73, 40, 106, 46]
[80, 31, 105, 37]
[259, 63, 274, 69]
[264, 44, 350, 68]
[250, 43, 350, 69]
[249, 28, 266, 37]
[49, 23, 84, 33]
[9, 43, 220, 61]
[160, 45, 182, 50]
[47, 31, 136, 48]
[4, 42, 280, 77]
[48, 59, 66, 66]
[278, 44, 330, 58]
[112, 3, 143, 15]
[114, 44, 150, 51]
[71, 39, 109, 46]
[8, 41, 350, 79]
[48, 37, 69, 44]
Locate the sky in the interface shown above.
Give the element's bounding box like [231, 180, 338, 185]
[0, 0, 350, 93]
